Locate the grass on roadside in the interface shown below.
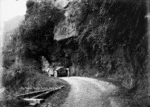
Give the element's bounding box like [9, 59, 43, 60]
[1, 64, 70, 107]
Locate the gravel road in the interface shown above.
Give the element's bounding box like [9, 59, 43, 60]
[60, 77, 120, 107]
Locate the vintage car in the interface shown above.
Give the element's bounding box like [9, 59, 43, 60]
[53, 66, 69, 77]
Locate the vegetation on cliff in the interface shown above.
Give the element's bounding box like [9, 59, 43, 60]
[2, 0, 148, 106]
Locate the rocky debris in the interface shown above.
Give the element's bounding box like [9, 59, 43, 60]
[52, 0, 81, 40]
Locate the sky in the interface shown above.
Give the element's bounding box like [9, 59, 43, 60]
[0, 0, 27, 47]
[1, 0, 27, 22]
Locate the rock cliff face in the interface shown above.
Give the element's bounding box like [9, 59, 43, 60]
[4, 0, 147, 93]
[54, 17, 77, 40]
[52, 0, 147, 90]
[51, 0, 71, 9]
[53, 0, 81, 40]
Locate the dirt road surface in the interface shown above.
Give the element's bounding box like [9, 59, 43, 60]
[60, 77, 121, 107]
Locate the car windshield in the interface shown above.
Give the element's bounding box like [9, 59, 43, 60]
[58, 68, 66, 71]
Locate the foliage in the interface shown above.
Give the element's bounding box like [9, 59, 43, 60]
[17, 0, 64, 61]
[2, 63, 67, 95]
[2, 63, 68, 107]
[3, 0, 65, 69]
[3, 0, 147, 95]
[56, 0, 147, 91]
[2, 0, 67, 101]
[3, 29, 20, 69]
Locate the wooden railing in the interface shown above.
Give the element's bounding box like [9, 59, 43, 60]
[16, 86, 64, 105]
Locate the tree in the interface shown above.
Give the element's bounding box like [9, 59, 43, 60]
[55, 0, 147, 90]
[18, 0, 64, 64]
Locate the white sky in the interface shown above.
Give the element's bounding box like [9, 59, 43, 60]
[0, 0, 27, 48]
[1, 0, 27, 21]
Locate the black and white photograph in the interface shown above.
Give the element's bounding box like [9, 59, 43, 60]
[0, 0, 149, 107]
